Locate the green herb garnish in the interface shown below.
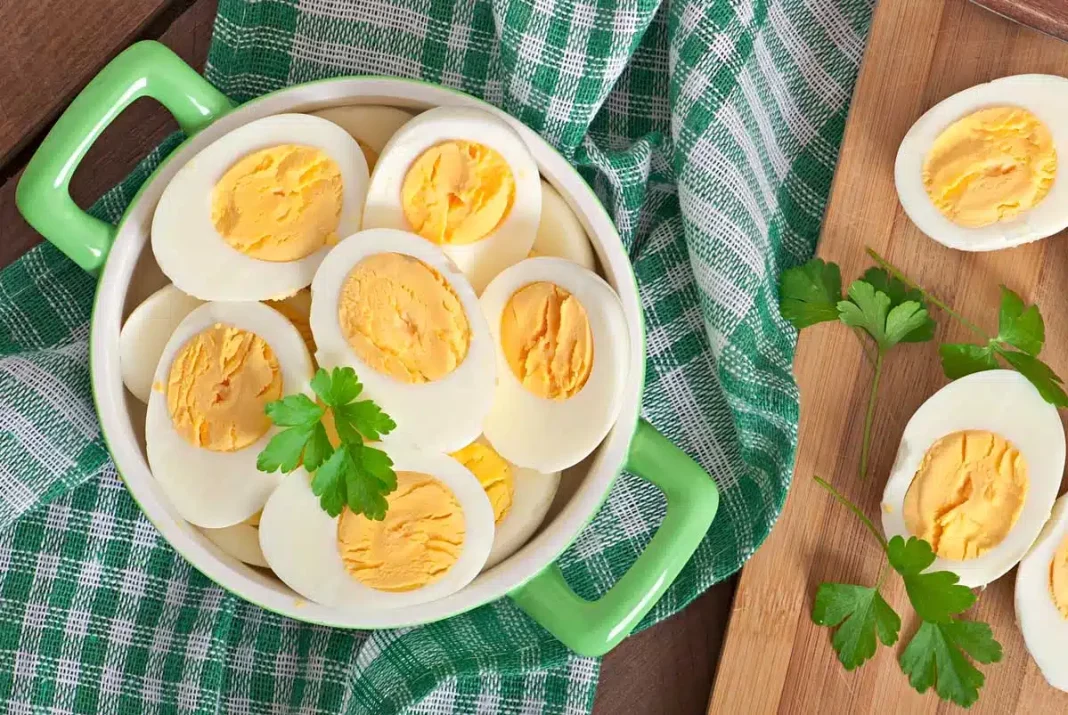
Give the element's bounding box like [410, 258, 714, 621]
[778, 248, 1066, 477]
[257, 366, 397, 520]
[811, 477, 1002, 708]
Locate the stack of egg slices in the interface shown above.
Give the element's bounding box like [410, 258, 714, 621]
[122, 104, 630, 610]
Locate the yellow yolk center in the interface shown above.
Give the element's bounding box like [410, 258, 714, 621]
[338, 253, 470, 383]
[903, 430, 1029, 561]
[450, 441, 514, 524]
[166, 324, 283, 452]
[922, 106, 1056, 228]
[401, 140, 515, 245]
[500, 281, 593, 400]
[337, 471, 466, 592]
[1053, 533, 1068, 619]
[211, 144, 343, 262]
[265, 289, 315, 355]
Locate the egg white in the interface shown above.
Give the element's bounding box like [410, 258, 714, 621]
[480, 257, 630, 473]
[258, 448, 495, 610]
[361, 106, 541, 293]
[895, 75, 1068, 251]
[310, 105, 416, 157]
[881, 370, 1065, 588]
[531, 180, 596, 270]
[1015, 493, 1068, 692]
[120, 284, 204, 403]
[152, 114, 369, 301]
[309, 228, 496, 453]
[145, 301, 314, 528]
[485, 462, 560, 569]
[200, 519, 268, 568]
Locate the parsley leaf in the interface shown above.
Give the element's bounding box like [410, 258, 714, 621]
[812, 583, 900, 670]
[838, 281, 931, 350]
[860, 268, 936, 342]
[998, 350, 1068, 408]
[996, 286, 1044, 356]
[938, 343, 998, 379]
[260, 367, 398, 519]
[779, 258, 843, 329]
[887, 537, 975, 623]
[900, 620, 1003, 708]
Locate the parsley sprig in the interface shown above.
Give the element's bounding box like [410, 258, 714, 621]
[257, 367, 398, 520]
[779, 247, 1065, 477]
[811, 477, 1002, 708]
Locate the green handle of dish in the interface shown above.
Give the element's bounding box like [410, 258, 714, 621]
[509, 418, 719, 657]
[15, 41, 233, 274]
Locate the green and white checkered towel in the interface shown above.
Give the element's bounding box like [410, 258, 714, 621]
[0, 0, 874, 711]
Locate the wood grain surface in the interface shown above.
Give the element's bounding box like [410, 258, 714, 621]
[0, 1, 734, 712]
[709, 0, 1068, 712]
[971, 0, 1068, 42]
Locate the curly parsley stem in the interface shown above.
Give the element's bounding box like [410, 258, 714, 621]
[859, 351, 883, 480]
[813, 475, 889, 552]
[865, 248, 989, 342]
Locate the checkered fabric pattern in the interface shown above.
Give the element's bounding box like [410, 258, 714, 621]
[0, 0, 874, 712]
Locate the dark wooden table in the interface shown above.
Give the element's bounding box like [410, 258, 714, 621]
[0, 1, 737, 712]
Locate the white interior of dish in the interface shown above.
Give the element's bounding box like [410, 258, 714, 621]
[91, 79, 644, 628]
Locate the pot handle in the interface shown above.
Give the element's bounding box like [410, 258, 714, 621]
[16, 41, 233, 275]
[509, 418, 719, 657]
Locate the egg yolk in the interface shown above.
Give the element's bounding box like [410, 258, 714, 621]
[1052, 533, 1068, 619]
[336, 471, 465, 592]
[450, 441, 514, 524]
[922, 106, 1056, 228]
[338, 253, 470, 383]
[265, 289, 315, 355]
[500, 282, 593, 400]
[166, 324, 283, 452]
[401, 140, 515, 245]
[903, 430, 1028, 561]
[211, 145, 343, 262]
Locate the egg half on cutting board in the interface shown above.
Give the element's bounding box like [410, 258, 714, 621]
[153, 114, 369, 301]
[145, 301, 315, 528]
[258, 448, 495, 609]
[362, 106, 541, 293]
[881, 370, 1065, 588]
[1016, 493, 1068, 692]
[896, 74, 1068, 251]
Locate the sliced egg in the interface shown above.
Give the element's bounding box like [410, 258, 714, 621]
[310, 105, 415, 171]
[152, 114, 369, 301]
[479, 257, 630, 473]
[200, 513, 268, 568]
[362, 106, 541, 293]
[264, 288, 315, 355]
[309, 228, 495, 453]
[120, 284, 203, 403]
[258, 448, 494, 609]
[881, 370, 1065, 588]
[450, 437, 560, 569]
[145, 301, 314, 528]
[895, 75, 1068, 251]
[530, 180, 596, 270]
[1016, 493, 1068, 692]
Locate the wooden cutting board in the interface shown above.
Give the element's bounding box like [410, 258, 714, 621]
[708, 0, 1068, 712]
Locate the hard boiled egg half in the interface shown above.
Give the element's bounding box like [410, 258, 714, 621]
[450, 437, 560, 569]
[881, 370, 1065, 588]
[258, 449, 494, 609]
[309, 228, 496, 453]
[362, 106, 541, 293]
[311, 105, 415, 172]
[895, 75, 1068, 251]
[480, 257, 630, 473]
[1015, 493, 1068, 692]
[152, 114, 369, 301]
[200, 512, 268, 568]
[529, 180, 596, 270]
[145, 301, 314, 528]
